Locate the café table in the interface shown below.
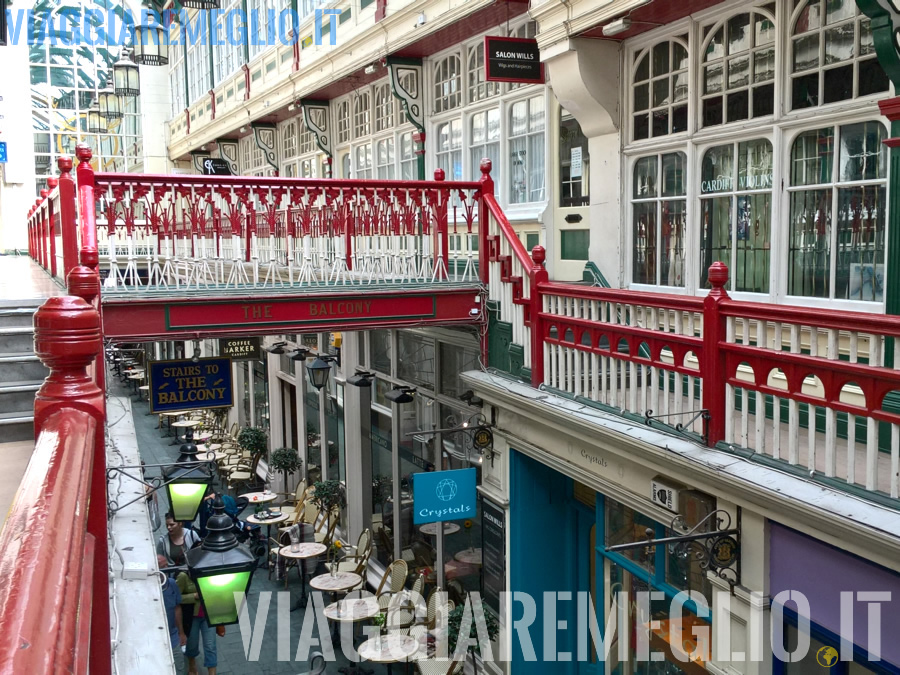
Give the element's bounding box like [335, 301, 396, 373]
[247, 511, 290, 559]
[419, 522, 460, 537]
[453, 547, 482, 565]
[171, 419, 202, 444]
[242, 490, 279, 508]
[358, 634, 418, 674]
[324, 593, 381, 666]
[279, 542, 328, 606]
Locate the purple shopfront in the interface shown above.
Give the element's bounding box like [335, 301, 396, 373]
[770, 522, 900, 674]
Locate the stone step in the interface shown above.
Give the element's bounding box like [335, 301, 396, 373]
[0, 411, 34, 442]
[0, 307, 37, 329]
[0, 327, 35, 354]
[0, 353, 48, 383]
[0, 380, 42, 413]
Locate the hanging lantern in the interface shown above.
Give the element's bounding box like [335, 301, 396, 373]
[113, 51, 140, 97]
[305, 355, 334, 391]
[187, 496, 257, 626]
[87, 101, 107, 134]
[131, 21, 169, 66]
[98, 77, 123, 120]
[164, 437, 213, 523]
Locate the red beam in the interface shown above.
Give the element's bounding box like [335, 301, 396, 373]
[101, 287, 483, 341]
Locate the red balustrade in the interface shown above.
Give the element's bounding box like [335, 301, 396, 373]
[481, 192, 900, 501]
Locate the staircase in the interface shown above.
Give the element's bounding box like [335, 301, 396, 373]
[0, 304, 48, 441]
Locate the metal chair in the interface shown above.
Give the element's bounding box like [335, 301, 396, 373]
[375, 559, 408, 611]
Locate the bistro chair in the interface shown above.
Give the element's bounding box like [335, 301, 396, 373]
[375, 559, 408, 611]
[414, 660, 462, 675]
[328, 528, 371, 576]
[383, 589, 417, 637]
[313, 507, 340, 546]
[278, 481, 308, 518]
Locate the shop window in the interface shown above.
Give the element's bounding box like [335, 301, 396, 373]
[336, 100, 350, 144]
[433, 54, 462, 113]
[632, 152, 687, 287]
[439, 343, 480, 399]
[559, 112, 589, 207]
[632, 38, 689, 141]
[561, 230, 590, 261]
[525, 232, 540, 251]
[436, 119, 463, 182]
[399, 131, 417, 180]
[701, 8, 776, 127]
[397, 333, 435, 388]
[376, 138, 395, 179]
[469, 109, 500, 186]
[370, 329, 392, 376]
[300, 123, 316, 154]
[506, 22, 538, 93]
[790, 0, 888, 110]
[374, 83, 394, 132]
[467, 44, 500, 103]
[281, 119, 298, 161]
[700, 138, 773, 293]
[353, 91, 371, 139]
[354, 143, 373, 179]
[788, 122, 887, 301]
[508, 95, 546, 204]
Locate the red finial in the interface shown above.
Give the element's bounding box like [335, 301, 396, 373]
[480, 158, 492, 176]
[75, 143, 93, 163]
[57, 156, 73, 173]
[707, 262, 729, 289]
[434, 168, 445, 181]
[40, 189, 49, 199]
[47, 177, 58, 189]
[531, 245, 546, 266]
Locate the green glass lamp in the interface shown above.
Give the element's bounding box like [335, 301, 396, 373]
[186, 496, 257, 626]
[164, 437, 212, 523]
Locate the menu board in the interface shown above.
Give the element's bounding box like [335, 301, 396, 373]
[481, 497, 506, 615]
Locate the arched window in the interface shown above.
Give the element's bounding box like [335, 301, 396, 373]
[631, 152, 686, 286]
[787, 122, 887, 300]
[300, 122, 316, 155]
[376, 138, 395, 179]
[336, 100, 350, 144]
[374, 83, 394, 132]
[354, 91, 371, 138]
[700, 139, 773, 292]
[436, 119, 462, 181]
[433, 54, 461, 113]
[281, 119, 298, 160]
[701, 9, 775, 128]
[507, 22, 537, 93]
[468, 44, 499, 102]
[632, 38, 689, 141]
[790, 0, 888, 110]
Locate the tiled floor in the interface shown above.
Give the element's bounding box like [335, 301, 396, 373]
[0, 255, 65, 307]
[113, 374, 401, 675]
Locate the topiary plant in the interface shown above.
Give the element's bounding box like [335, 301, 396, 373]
[446, 600, 499, 672]
[311, 479, 347, 515]
[271, 447, 302, 492]
[238, 426, 268, 456]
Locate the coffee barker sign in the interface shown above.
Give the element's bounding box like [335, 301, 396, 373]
[149, 357, 234, 413]
[412, 468, 477, 525]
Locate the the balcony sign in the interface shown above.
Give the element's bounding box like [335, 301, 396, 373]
[218, 337, 261, 360]
[484, 36, 544, 84]
[149, 357, 234, 413]
[412, 468, 477, 525]
[202, 158, 233, 176]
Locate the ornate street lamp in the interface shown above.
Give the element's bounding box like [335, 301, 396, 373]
[87, 100, 107, 134]
[306, 355, 334, 391]
[187, 496, 257, 626]
[98, 77, 122, 120]
[131, 22, 169, 66]
[113, 50, 140, 97]
[164, 436, 213, 523]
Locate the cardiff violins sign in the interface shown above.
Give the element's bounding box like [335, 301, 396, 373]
[484, 36, 544, 84]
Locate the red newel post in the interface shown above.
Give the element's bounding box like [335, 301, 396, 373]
[35, 198, 45, 269]
[74, 146, 99, 273]
[58, 156, 80, 279]
[702, 262, 730, 447]
[32, 296, 110, 674]
[42, 189, 57, 279]
[478, 159, 494, 287]
[530, 245, 547, 389]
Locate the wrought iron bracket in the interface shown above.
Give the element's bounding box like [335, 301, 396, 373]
[644, 408, 710, 445]
[605, 509, 741, 588]
[106, 460, 216, 514]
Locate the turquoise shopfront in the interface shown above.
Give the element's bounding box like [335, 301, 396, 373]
[509, 450, 714, 675]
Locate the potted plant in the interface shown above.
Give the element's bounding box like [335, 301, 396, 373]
[446, 601, 499, 674]
[271, 446, 302, 495]
[237, 426, 268, 457]
[311, 479, 346, 533]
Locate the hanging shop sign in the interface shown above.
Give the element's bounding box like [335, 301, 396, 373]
[484, 36, 544, 84]
[149, 357, 234, 413]
[218, 337, 261, 361]
[412, 467, 477, 525]
[472, 426, 493, 451]
[481, 497, 506, 615]
[202, 158, 233, 176]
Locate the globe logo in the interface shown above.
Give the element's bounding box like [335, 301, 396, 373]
[436, 478, 458, 502]
[816, 646, 839, 668]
